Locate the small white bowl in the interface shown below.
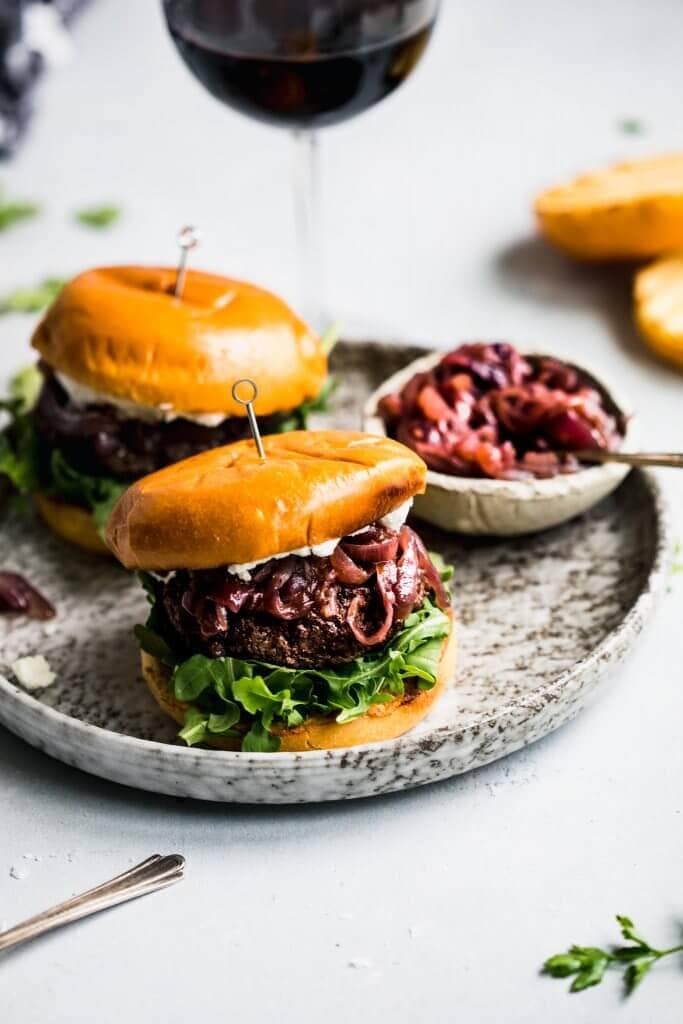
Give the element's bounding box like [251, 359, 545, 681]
[363, 350, 636, 536]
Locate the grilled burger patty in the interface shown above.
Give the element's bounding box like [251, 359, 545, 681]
[33, 365, 290, 481]
[157, 525, 450, 669]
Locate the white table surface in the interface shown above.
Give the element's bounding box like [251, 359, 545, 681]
[1, 1, 682, 1021]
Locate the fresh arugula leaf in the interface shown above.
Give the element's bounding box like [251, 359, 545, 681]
[178, 707, 209, 747]
[0, 277, 67, 314]
[242, 718, 280, 753]
[320, 321, 341, 355]
[277, 375, 338, 432]
[544, 915, 683, 997]
[139, 598, 451, 752]
[429, 549, 455, 583]
[75, 205, 121, 229]
[0, 413, 39, 494]
[9, 365, 42, 414]
[134, 624, 175, 664]
[49, 449, 126, 535]
[0, 196, 40, 232]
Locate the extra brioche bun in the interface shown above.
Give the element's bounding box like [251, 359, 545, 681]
[106, 430, 427, 571]
[34, 492, 110, 556]
[31, 266, 326, 417]
[141, 612, 456, 752]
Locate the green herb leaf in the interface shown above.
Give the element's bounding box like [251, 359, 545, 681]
[75, 205, 121, 229]
[0, 277, 68, 315]
[320, 321, 342, 356]
[242, 717, 280, 753]
[49, 449, 126, 535]
[618, 118, 644, 136]
[277, 375, 338, 432]
[9, 365, 42, 413]
[137, 597, 451, 751]
[0, 197, 40, 232]
[624, 958, 653, 995]
[544, 916, 683, 997]
[207, 706, 240, 734]
[134, 624, 175, 664]
[178, 708, 209, 747]
[616, 915, 649, 948]
[544, 954, 584, 978]
[571, 957, 609, 993]
[0, 413, 39, 494]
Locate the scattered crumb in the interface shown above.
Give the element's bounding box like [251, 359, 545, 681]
[348, 957, 373, 970]
[408, 925, 421, 940]
[22, 852, 41, 861]
[11, 655, 56, 691]
[42, 622, 58, 637]
[9, 865, 29, 880]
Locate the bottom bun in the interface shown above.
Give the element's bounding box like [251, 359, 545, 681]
[35, 492, 110, 556]
[141, 613, 457, 752]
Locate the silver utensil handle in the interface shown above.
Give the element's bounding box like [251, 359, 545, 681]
[0, 854, 185, 953]
[573, 451, 683, 469]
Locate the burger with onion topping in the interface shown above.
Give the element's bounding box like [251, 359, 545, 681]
[106, 430, 456, 752]
[0, 266, 329, 554]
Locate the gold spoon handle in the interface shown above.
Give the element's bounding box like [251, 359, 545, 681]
[0, 854, 185, 953]
[572, 450, 683, 469]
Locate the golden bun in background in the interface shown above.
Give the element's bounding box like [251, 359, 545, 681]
[34, 493, 110, 556]
[106, 430, 427, 571]
[141, 615, 456, 752]
[32, 266, 326, 416]
[535, 154, 683, 261]
[634, 252, 683, 371]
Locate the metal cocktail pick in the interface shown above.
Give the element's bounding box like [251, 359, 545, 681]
[232, 378, 266, 460]
[174, 225, 201, 298]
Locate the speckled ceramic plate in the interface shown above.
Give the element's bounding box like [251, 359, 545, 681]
[0, 342, 672, 803]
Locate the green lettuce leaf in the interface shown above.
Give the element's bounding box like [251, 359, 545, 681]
[0, 277, 67, 315]
[0, 414, 39, 494]
[49, 450, 126, 534]
[277, 375, 338, 433]
[136, 595, 451, 752]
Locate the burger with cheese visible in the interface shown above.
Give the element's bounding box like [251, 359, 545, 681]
[105, 430, 456, 753]
[0, 267, 328, 554]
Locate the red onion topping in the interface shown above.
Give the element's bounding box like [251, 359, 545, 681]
[379, 343, 623, 480]
[0, 572, 55, 620]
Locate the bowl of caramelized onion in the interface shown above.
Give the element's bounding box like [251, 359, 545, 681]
[364, 342, 635, 536]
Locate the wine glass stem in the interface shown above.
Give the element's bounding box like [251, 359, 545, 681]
[292, 128, 323, 330]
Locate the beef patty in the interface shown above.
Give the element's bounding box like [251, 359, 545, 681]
[33, 365, 292, 481]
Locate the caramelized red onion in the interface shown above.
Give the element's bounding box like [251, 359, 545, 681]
[0, 572, 55, 620]
[165, 523, 450, 656]
[379, 343, 624, 481]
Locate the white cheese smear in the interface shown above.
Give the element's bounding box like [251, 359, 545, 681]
[56, 372, 229, 427]
[226, 499, 414, 581]
[10, 655, 56, 691]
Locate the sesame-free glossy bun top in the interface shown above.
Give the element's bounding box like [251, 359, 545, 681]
[106, 431, 427, 571]
[31, 266, 326, 416]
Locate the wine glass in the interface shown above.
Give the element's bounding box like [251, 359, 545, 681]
[162, 0, 441, 327]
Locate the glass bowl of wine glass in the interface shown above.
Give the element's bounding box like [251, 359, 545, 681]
[163, 0, 441, 324]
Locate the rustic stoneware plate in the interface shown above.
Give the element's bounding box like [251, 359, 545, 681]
[0, 342, 671, 804]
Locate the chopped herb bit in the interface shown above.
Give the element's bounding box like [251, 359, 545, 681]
[0, 195, 40, 232]
[544, 914, 683, 996]
[618, 118, 644, 136]
[0, 277, 68, 315]
[671, 541, 683, 576]
[75, 205, 121, 228]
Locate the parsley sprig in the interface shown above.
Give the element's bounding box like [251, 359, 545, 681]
[544, 915, 683, 995]
[0, 192, 40, 232]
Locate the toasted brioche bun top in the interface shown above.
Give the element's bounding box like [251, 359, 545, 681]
[32, 266, 326, 416]
[106, 430, 427, 570]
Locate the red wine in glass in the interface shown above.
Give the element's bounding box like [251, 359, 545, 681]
[162, 1, 441, 321]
